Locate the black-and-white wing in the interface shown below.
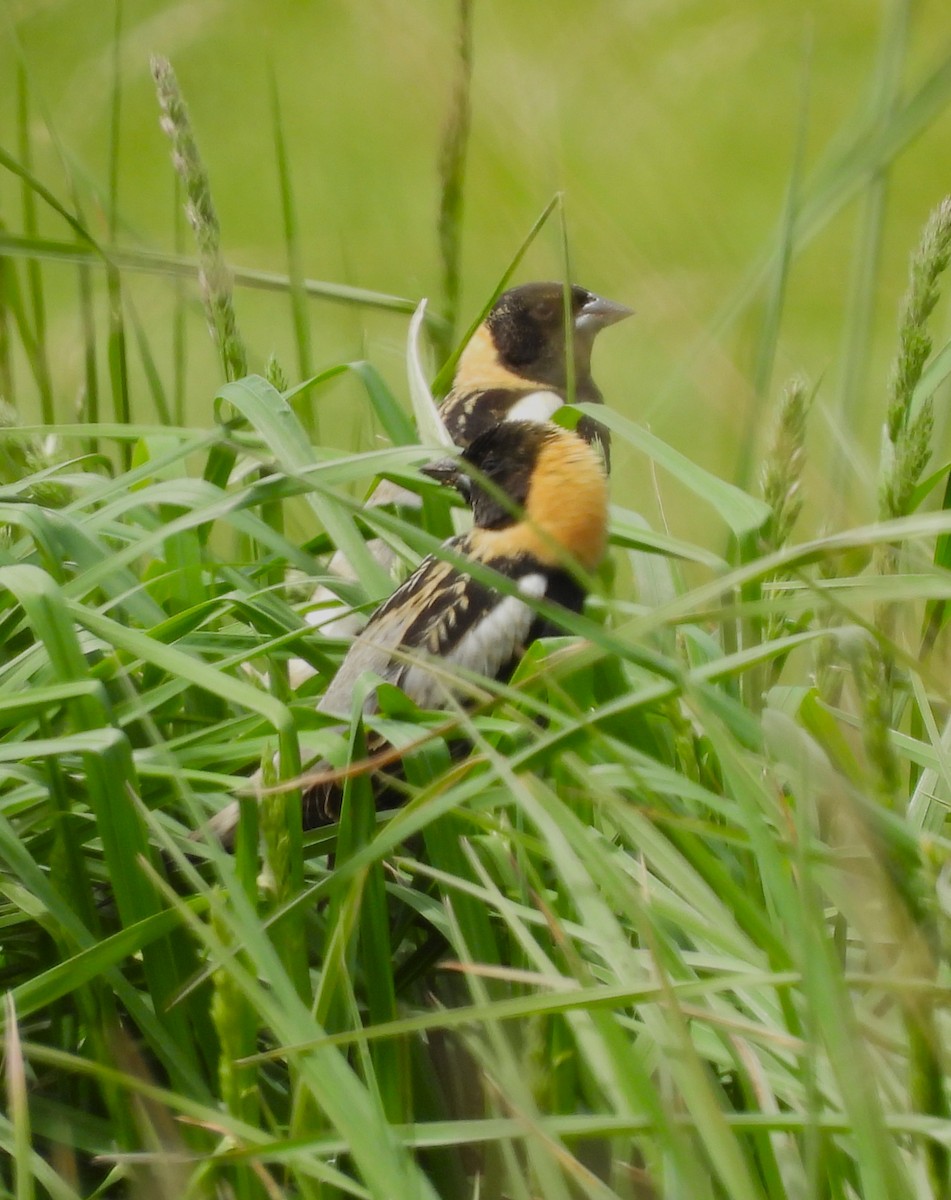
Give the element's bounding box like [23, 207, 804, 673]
[317, 536, 549, 717]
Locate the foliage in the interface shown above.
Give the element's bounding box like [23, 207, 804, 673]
[3, 10, 951, 1200]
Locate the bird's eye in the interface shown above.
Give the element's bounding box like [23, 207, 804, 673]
[532, 300, 557, 323]
[479, 453, 501, 475]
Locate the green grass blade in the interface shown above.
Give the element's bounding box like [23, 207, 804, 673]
[216, 373, 394, 594]
[575, 402, 771, 537]
[269, 69, 314, 422]
[15, 63, 53, 424]
[431, 194, 560, 394]
[434, 0, 474, 365]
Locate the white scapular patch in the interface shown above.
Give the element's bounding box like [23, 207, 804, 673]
[516, 573, 548, 599]
[400, 573, 549, 707]
[504, 390, 564, 423]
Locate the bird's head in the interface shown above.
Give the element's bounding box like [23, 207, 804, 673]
[480, 282, 631, 390]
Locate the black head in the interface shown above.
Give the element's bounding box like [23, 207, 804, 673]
[484, 282, 631, 386]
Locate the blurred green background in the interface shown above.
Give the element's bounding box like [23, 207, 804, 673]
[3, 0, 951, 535]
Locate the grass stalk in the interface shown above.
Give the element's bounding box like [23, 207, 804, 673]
[15, 63, 53, 424]
[434, 0, 474, 367]
[0, 238, 13, 405]
[151, 55, 248, 385]
[172, 177, 187, 426]
[876, 195, 951, 699]
[831, 0, 909, 520]
[269, 70, 315, 433]
[106, 0, 131, 463]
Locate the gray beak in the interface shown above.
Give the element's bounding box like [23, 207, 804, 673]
[420, 457, 472, 501]
[575, 293, 634, 333]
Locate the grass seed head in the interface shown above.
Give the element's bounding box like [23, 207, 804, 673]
[151, 55, 248, 383]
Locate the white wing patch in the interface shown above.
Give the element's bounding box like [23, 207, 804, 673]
[516, 573, 548, 599]
[401, 573, 549, 708]
[504, 390, 564, 423]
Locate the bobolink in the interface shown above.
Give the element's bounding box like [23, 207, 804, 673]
[299, 419, 608, 826]
[438, 281, 631, 463]
[206, 420, 608, 843]
[298, 281, 629, 647]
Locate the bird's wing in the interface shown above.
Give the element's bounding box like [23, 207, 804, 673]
[316, 540, 469, 716]
[399, 568, 545, 709]
[317, 536, 548, 716]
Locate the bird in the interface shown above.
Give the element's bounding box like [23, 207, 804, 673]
[299, 418, 609, 826]
[296, 281, 630, 651]
[438, 280, 631, 463]
[205, 419, 609, 844]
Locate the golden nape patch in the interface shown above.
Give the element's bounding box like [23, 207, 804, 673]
[453, 324, 549, 391]
[477, 436, 609, 572]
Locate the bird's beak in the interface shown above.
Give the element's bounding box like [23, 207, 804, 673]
[420, 457, 472, 501]
[576, 293, 634, 333]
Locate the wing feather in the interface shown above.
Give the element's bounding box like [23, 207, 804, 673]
[317, 535, 553, 716]
[317, 544, 467, 715]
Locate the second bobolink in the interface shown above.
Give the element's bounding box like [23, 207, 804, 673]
[439, 281, 631, 464]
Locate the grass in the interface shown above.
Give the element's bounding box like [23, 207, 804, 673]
[2, 6, 951, 1200]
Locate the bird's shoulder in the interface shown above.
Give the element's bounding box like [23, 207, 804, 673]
[439, 383, 559, 446]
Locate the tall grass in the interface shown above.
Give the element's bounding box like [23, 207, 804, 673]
[2, 15, 951, 1200]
